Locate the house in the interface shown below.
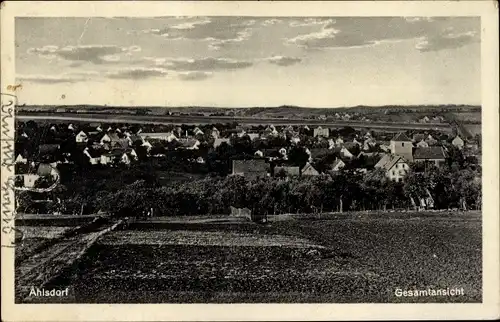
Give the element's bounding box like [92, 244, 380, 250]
[142, 140, 153, 152]
[237, 129, 247, 138]
[121, 153, 131, 165]
[413, 147, 447, 167]
[313, 126, 329, 138]
[129, 149, 138, 160]
[375, 154, 409, 182]
[37, 163, 58, 180]
[419, 116, 430, 123]
[100, 132, 129, 149]
[100, 133, 119, 144]
[75, 130, 88, 143]
[290, 136, 301, 145]
[178, 139, 200, 150]
[100, 150, 123, 165]
[232, 159, 269, 180]
[390, 132, 413, 161]
[452, 135, 465, 149]
[425, 138, 438, 146]
[213, 138, 231, 148]
[83, 147, 101, 165]
[15, 153, 28, 164]
[139, 132, 178, 142]
[193, 127, 204, 136]
[211, 127, 220, 139]
[274, 166, 300, 178]
[416, 140, 429, 148]
[301, 162, 320, 176]
[340, 146, 354, 159]
[263, 125, 278, 137]
[278, 147, 287, 158]
[331, 159, 345, 172]
[23, 174, 40, 188]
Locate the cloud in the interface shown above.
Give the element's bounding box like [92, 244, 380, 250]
[27, 44, 142, 64]
[138, 17, 256, 50]
[161, 57, 253, 72]
[16, 71, 99, 84]
[170, 17, 211, 30]
[177, 71, 212, 81]
[289, 18, 335, 27]
[266, 56, 302, 66]
[262, 18, 282, 26]
[285, 17, 480, 51]
[106, 67, 168, 80]
[416, 31, 479, 52]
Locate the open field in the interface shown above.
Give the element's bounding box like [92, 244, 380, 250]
[35, 211, 481, 303]
[16, 113, 453, 131]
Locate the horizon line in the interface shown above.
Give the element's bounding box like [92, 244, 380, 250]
[17, 103, 482, 109]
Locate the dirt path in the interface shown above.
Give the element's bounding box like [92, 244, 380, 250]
[15, 220, 123, 302]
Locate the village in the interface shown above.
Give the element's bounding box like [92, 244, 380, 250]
[14, 118, 481, 216]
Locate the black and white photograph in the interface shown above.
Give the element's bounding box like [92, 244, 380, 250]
[1, 1, 499, 320]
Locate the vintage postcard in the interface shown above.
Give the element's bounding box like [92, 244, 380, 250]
[1, 1, 499, 321]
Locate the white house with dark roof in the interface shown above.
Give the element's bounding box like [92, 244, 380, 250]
[375, 154, 409, 182]
[75, 131, 88, 143]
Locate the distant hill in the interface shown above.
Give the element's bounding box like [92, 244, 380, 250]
[16, 104, 481, 124]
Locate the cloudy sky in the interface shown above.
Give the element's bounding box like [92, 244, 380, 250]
[16, 16, 480, 107]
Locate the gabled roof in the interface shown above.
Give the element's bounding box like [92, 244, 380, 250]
[414, 147, 446, 160]
[178, 138, 199, 148]
[331, 159, 345, 169]
[375, 154, 406, 171]
[232, 159, 268, 174]
[391, 132, 411, 142]
[301, 163, 320, 175]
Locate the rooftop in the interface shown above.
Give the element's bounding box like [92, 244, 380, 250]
[391, 132, 412, 142]
[414, 147, 447, 160]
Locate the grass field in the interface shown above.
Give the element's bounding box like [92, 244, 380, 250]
[41, 211, 482, 303]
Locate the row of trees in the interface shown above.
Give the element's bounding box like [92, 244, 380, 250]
[17, 163, 481, 216]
